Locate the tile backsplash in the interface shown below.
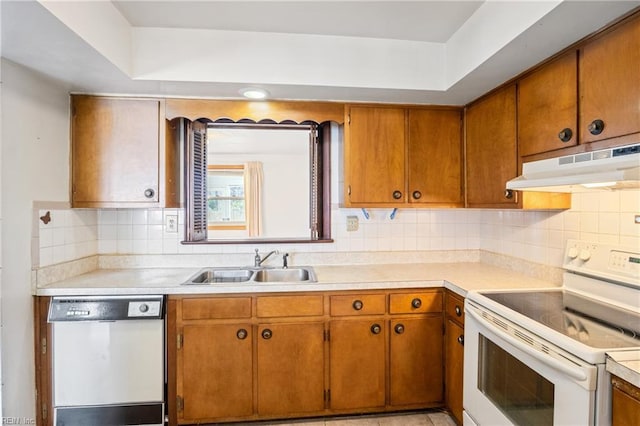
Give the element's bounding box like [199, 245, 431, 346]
[35, 191, 639, 268]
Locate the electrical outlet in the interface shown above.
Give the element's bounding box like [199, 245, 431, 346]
[165, 215, 178, 233]
[346, 215, 359, 232]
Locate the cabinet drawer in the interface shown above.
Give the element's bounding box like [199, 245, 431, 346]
[389, 291, 442, 314]
[182, 297, 252, 320]
[330, 294, 386, 316]
[256, 295, 324, 317]
[445, 291, 465, 324]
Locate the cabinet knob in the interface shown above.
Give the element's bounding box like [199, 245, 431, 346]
[392, 190, 403, 200]
[261, 329, 272, 340]
[455, 305, 462, 317]
[588, 119, 605, 135]
[370, 324, 382, 335]
[144, 188, 155, 199]
[411, 298, 422, 309]
[457, 335, 465, 346]
[504, 189, 514, 199]
[558, 128, 573, 143]
[412, 190, 422, 200]
[237, 329, 248, 340]
[352, 300, 364, 311]
[394, 324, 405, 334]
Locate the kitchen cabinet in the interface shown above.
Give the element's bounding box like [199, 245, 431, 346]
[71, 95, 180, 208]
[329, 293, 387, 410]
[611, 376, 640, 426]
[444, 290, 465, 425]
[465, 85, 571, 210]
[465, 85, 519, 208]
[168, 289, 447, 425]
[518, 51, 579, 157]
[580, 13, 640, 145]
[344, 105, 463, 207]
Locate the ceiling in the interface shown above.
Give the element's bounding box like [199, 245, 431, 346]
[2, 1, 639, 105]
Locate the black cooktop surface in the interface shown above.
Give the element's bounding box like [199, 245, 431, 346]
[482, 290, 640, 349]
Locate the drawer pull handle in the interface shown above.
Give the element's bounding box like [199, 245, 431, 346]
[352, 300, 364, 311]
[411, 298, 422, 309]
[144, 188, 155, 199]
[392, 190, 403, 200]
[394, 324, 405, 334]
[370, 324, 382, 335]
[558, 128, 573, 142]
[455, 305, 462, 316]
[236, 329, 248, 340]
[458, 335, 464, 346]
[588, 119, 605, 135]
[412, 190, 422, 200]
[261, 329, 272, 340]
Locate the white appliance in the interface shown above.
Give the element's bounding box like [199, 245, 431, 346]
[48, 295, 165, 426]
[506, 142, 640, 192]
[463, 240, 640, 425]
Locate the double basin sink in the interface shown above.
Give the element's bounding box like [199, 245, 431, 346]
[183, 266, 317, 285]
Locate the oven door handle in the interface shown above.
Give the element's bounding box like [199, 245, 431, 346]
[467, 306, 589, 383]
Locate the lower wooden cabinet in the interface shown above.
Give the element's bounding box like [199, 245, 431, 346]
[168, 289, 446, 425]
[329, 319, 387, 410]
[445, 290, 465, 425]
[257, 322, 325, 416]
[612, 376, 640, 426]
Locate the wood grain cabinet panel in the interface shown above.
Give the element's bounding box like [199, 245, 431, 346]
[389, 291, 442, 314]
[344, 106, 406, 205]
[329, 319, 386, 410]
[390, 316, 443, 406]
[518, 51, 579, 156]
[180, 324, 253, 422]
[71, 95, 179, 208]
[465, 85, 519, 208]
[256, 322, 325, 416]
[444, 290, 465, 425]
[256, 295, 324, 318]
[181, 297, 251, 320]
[612, 377, 640, 426]
[580, 14, 640, 144]
[330, 294, 386, 316]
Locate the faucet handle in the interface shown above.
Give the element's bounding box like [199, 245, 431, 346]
[283, 253, 289, 269]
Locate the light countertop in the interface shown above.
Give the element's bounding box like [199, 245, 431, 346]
[35, 262, 559, 297]
[607, 351, 640, 388]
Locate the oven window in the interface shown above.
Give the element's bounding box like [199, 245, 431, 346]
[478, 334, 555, 425]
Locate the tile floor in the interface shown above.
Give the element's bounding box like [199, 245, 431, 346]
[246, 410, 457, 426]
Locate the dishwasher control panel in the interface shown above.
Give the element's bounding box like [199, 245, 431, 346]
[48, 295, 164, 321]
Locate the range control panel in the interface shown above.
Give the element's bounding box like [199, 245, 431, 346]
[564, 239, 640, 284]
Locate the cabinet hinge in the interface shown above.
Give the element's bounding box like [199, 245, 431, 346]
[176, 395, 184, 412]
[347, 185, 351, 196]
[42, 403, 47, 420]
[324, 329, 330, 341]
[41, 337, 47, 355]
[347, 114, 351, 125]
[324, 389, 331, 403]
[177, 333, 183, 350]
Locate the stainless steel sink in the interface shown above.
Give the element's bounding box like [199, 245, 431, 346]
[253, 268, 314, 283]
[182, 266, 316, 285]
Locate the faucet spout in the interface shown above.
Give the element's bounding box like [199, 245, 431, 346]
[254, 249, 278, 267]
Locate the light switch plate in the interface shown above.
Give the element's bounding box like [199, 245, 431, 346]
[165, 215, 178, 233]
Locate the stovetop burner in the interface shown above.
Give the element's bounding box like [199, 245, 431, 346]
[482, 290, 640, 349]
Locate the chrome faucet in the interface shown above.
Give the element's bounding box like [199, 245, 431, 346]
[254, 249, 278, 267]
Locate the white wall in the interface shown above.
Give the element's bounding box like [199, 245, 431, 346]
[1, 59, 70, 420]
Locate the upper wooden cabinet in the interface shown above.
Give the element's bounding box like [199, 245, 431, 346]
[71, 96, 180, 208]
[580, 13, 640, 144]
[344, 105, 463, 207]
[518, 51, 579, 157]
[465, 85, 519, 208]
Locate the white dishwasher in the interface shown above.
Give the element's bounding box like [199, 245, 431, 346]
[48, 295, 165, 426]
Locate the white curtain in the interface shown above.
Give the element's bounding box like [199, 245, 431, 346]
[244, 161, 264, 237]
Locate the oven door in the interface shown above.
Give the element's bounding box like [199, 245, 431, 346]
[463, 300, 598, 426]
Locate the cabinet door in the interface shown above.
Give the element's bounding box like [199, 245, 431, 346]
[257, 322, 325, 416]
[390, 317, 443, 406]
[580, 14, 640, 144]
[445, 319, 465, 425]
[612, 381, 640, 426]
[180, 324, 253, 422]
[408, 109, 463, 205]
[345, 106, 406, 205]
[465, 85, 518, 208]
[71, 96, 162, 206]
[329, 319, 386, 410]
[518, 51, 578, 156]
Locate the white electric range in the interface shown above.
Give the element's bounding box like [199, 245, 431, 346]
[463, 239, 640, 425]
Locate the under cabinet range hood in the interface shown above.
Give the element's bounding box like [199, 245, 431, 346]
[506, 143, 640, 192]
